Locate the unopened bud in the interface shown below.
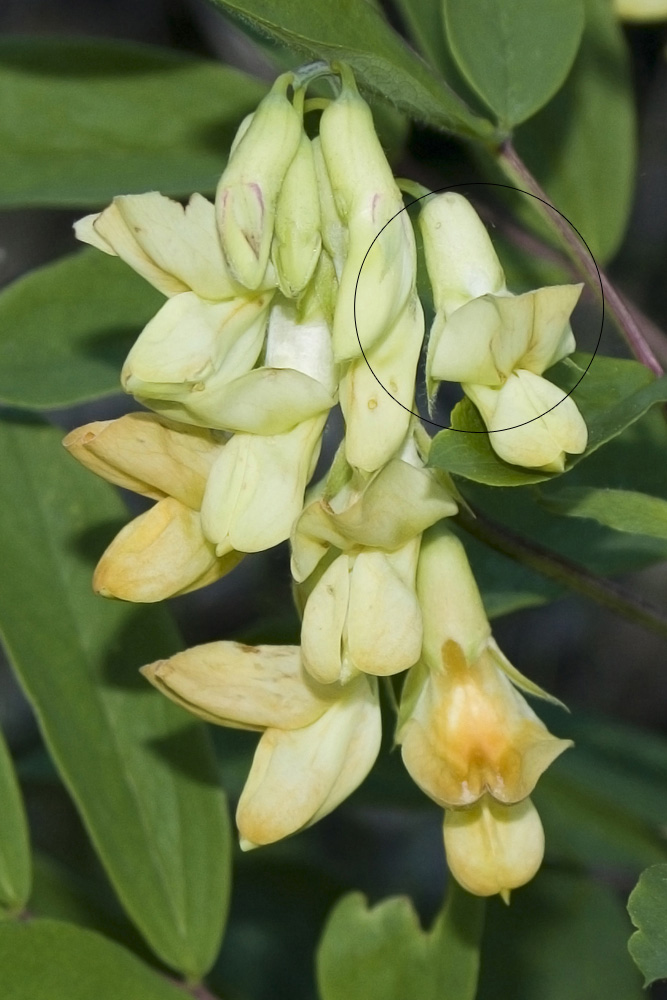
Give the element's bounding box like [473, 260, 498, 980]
[272, 132, 322, 297]
[216, 73, 303, 289]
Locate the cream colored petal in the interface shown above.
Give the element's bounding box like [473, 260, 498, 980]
[63, 413, 221, 508]
[346, 545, 422, 676]
[467, 371, 587, 472]
[74, 213, 116, 255]
[419, 192, 506, 315]
[291, 460, 457, 582]
[88, 198, 190, 296]
[341, 294, 424, 472]
[444, 796, 544, 898]
[122, 291, 270, 393]
[202, 367, 334, 436]
[416, 526, 491, 667]
[427, 296, 516, 388]
[141, 641, 336, 731]
[237, 674, 381, 848]
[265, 295, 336, 395]
[201, 415, 325, 553]
[114, 192, 241, 300]
[93, 497, 239, 602]
[518, 284, 582, 374]
[301, 554, 351, 684]
[397, 646, 571, 808]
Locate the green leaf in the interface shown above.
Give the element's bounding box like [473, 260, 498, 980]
[0, 36, 267, 207]
[317, 893, 433, 1000]
[30, 852, 152, 961]
[0, 725, 31, 918]
[478, 869, 643, 1000]
[208, 0, 496, 139]
[316, 883, 484, 1000]
[392, 0, 450, 76]
[429, 354, 667, 487]
[0, 249, 161, 409]
[513, 0, 636, 262]
[444, 0, 584, 127]
[539, 485, 667, 540]
[0, 416, 231, 978]
[628, 865, 667, 986]
[392, 0, 494, 120]
[0, 919, 189, 1000]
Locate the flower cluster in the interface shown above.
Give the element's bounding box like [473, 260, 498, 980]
[65, 62, 579, 898]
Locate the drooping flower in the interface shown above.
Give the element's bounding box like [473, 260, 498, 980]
[141, 641, 381, 849]
[63, 413, 240, 602]
[292, 430, 458, 683]
[397, 524, 571, 896]
[419, 191, 587, 471]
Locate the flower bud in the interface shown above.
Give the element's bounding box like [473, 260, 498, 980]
[93, 497, 241, 602]
[312, 137, 347, 278]
[444, 796, 545, 899]
[319, 64, 416, 360]
[419, 192, 506, 316]
[272, 132, 322, 297]
[216, 73, 303, 289]
[466, 370, 588, 472]
[75, 192, 242, 300]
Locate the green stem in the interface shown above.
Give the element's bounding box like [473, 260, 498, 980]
[498, 139, 664, 377]
[395, 177, 432, 201]
[431, 880, 486, 999]
[456, 505, 667, 642]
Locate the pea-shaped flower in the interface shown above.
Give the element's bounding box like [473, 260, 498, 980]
[420, 192, 587, 472]
[397, 525, 571, 897]
[63, 413, 240, 602]
[141, 641, 381, 849]
[292, 435, 458, 683]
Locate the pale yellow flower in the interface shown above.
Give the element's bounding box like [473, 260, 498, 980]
[419, 191, 587, 471]
[63, 413, 240, 602]
[397, 525, 571, 896]
[141, 641, 381, 848]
